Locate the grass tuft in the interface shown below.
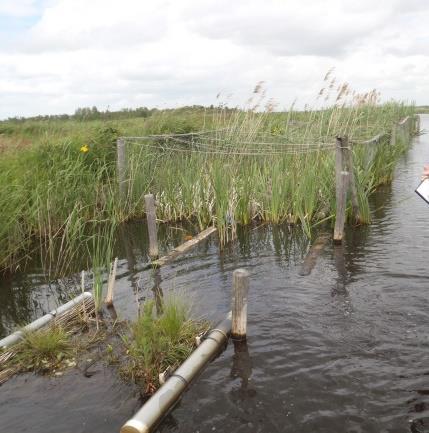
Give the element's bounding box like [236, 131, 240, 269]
[122, 294, 209, 395]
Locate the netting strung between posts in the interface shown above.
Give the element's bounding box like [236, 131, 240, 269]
[122, 129, 336, 156]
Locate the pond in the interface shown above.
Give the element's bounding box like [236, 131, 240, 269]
[1, 115, 428, 433]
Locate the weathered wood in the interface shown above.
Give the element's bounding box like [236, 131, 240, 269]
[145, 194, 159, 258]
[333, 171, 349, 244]
[117, 138, 127, 200]
[105, 257, 118, 307]
[231, 268, 250, 340]
[343, 137, 360, 223]
[335, 137, 344, 194]
[150, 226, 217, 268]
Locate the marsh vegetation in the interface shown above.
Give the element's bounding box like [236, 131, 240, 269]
[0, 79, 416, 277]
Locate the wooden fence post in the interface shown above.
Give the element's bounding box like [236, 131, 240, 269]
[343, 136, 360, 223]
[231, 269, 249, 340]
[117, 138, 127, 201]
[105, 257, 118, 308]
[334, 137, 349, 243]
[144, 194, 159, 258]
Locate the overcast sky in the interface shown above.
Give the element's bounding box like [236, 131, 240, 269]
[1, 0, 428, 119]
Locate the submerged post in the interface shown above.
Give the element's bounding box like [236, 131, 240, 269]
[144, 194, 159, 258]
[334, 137, 349, 244]
[117, 138, 127, 201]
[231, 268, 250, 340]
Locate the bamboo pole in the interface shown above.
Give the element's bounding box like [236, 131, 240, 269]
[144, 194, 159, 258]
[231, 268, 250, 340]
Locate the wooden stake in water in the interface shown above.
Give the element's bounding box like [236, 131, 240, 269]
[117, 138, 127, 201]
[105, 257, 118, 308]
[145, 194, 159, 258]
[334, 170, 350, 244]
[334, 137, 352, 242]
[231, 268, 250, 340]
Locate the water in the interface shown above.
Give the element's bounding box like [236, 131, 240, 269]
[1, 116, 429, 432]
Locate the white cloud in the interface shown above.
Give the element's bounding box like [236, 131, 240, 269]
[0, 0, 428, 119]
[0, 0, 39, 17]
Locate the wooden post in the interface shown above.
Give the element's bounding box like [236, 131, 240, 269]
[231, 268, 249, 340]
[117, 138, 127, 201]
[145, 193, 159, 258]
[105, 257, 118, 307]
[334, 171, 349, 243]
[343, 137, 360, 223]
[334, 138, 349, 243]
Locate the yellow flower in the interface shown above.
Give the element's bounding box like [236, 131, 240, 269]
[80, 144, 89, 153]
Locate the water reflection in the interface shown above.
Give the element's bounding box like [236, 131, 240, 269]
[230, 340, 254, 399]
[151, 268, 164, 315]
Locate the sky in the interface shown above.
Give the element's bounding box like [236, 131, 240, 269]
[0, 0, 429, 119]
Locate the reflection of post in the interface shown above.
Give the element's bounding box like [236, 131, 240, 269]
[230, 340, 253, 395]
[333, 244, 347, 296]
[119, 223, 142, 316]
[152, 268, 164, 314]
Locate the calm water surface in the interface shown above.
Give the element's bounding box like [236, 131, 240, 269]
[0, 116, 428, 433]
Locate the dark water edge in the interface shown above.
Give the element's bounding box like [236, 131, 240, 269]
[0, 116, 428, 432]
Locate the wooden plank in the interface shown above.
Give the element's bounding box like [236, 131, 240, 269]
[151, 226, 217, 268]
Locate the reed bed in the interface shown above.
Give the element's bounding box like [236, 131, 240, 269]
[0, 80, 416, 273]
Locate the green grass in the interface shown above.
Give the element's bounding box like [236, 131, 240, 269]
[122, 294, 209, 395]
[14, 326, 72, 371]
